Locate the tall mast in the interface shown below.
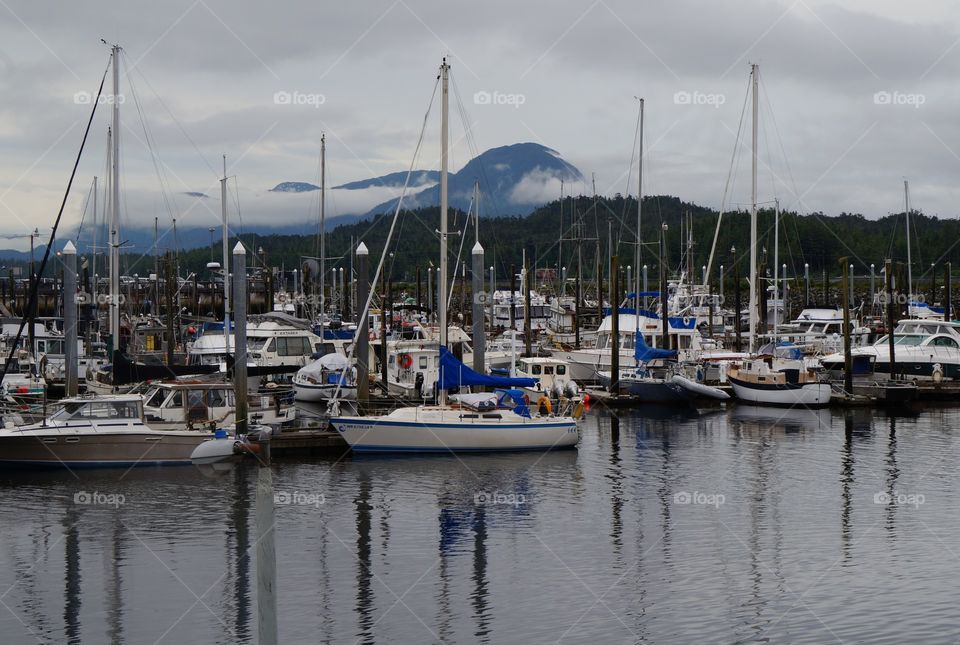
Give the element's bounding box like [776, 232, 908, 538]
[558, 180, 563, 295]
[748, 63, 759, 354]
[773, 198, 779, 341]
[320, 133, 326, 318]
[109, 45, 121, 356]
[636, 97, 644, 325]
[221, 154, 231, 352]
[904, 179, 912, 298]
[439, 58, 450, 406]
[91, 175, 98, 303]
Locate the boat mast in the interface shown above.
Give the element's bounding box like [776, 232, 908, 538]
[320, 133, 326, 318]
[91, 175, 98, 309]
[109, 45, 121, 357]
[636, 97, 644, 335]
[904, 179, 912, 299]
[773, 198, 779, 342]
[748, 63, 759, 354]
[221, 154, 231, 353]
[439, 58, 450, 406]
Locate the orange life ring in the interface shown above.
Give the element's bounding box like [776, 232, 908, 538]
[399, 353, 413, 369]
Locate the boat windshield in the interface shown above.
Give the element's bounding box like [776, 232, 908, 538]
[893, 335, 925, 346]
[50, 400, 141, 421]
[247, 338, 269, 350]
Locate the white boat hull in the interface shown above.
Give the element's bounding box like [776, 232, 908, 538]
[330, 406, 579, 452]
[728, 376, 831, 407]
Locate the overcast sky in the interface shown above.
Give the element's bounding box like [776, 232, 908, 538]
[0, 0, 958, 249]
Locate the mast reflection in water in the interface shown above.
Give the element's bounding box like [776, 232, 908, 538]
[0, 405, 958, 642]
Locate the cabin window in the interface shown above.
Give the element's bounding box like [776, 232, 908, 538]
[207, 389, 227, 407]
[248, 338, 269, 351]
[531, 365, 542, 375]
[168, 391, 185, 408]
[276, 337, 311, 356]
[188, 390, 205, 409]
[145, 389, 166, 408]
[622, 334, 635, 349]
[557, 365, 566, 376]
[544, 366, 554, 375]
[419, 356, 428, 369]
[62, 401, 140, 420]
[933, 337, 959, 348]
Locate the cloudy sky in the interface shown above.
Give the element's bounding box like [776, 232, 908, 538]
[0, 0, 958, 249]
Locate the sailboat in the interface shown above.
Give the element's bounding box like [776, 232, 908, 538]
[329, 59, 581, 453]
[722, 64, 830, 408]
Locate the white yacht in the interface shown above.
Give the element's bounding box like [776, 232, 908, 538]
[188, 314, 327, 370]
[821, 319, 960, 382]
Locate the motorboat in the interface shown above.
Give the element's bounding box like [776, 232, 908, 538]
[821, 318, 960, 382]
[0, 394, 216, 467]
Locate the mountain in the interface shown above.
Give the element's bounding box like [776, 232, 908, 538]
[364, 142, 582, 218]
[269, 181, 320, 193]
[270, 170, 440, 194]
[335, 170, 439, 191]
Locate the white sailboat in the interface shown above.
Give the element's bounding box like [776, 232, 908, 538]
[330, 59, 580, 453]
[723, 64, 830, 408]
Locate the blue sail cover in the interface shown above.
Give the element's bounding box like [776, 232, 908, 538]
[438, 346, 536, 391]
[634, 332, 678, 364]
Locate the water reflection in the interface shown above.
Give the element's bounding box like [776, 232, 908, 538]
[5, 404, 960, 642]
[63, 507, 80, 645]
[354, 471, 374, 644]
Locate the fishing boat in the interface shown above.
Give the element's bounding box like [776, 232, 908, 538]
[329, 59, 581, 453]
[0, 394, 215, 468]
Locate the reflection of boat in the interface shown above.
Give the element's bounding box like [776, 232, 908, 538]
[728, 403, 832, 432]
[0, 395, 214, 467]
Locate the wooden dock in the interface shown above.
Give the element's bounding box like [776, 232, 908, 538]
[270, 426, 349, 455]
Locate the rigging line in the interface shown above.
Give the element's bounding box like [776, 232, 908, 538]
[75, 179, 96, 240]
[128, 65, 220, 182]
[328, 73, 440, 405]
[704, 72, 752, 281]
[232, 175, 244, 237]
[3, 55, 109, 379]
[123, 54, 180, 228]
[446, 193, 476, 312]
[450, 71, 504, 220]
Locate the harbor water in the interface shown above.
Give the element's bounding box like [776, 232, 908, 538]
[2, 405, 959, 643]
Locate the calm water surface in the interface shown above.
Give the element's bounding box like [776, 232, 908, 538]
[2, 405, 960, 643]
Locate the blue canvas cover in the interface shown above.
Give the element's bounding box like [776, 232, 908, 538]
[634, 332, 678, 364]
[438, 346, 536, 391]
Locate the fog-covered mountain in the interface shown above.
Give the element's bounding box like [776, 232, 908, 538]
[364, 142, 582, 217]
[0, 142, 584, 259]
